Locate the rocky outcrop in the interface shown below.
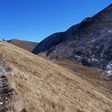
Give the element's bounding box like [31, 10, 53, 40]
[0, 75, 13, 111]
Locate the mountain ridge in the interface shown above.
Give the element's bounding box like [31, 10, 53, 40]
[7, 39, 38, 52]
[32, 4, 112, 75]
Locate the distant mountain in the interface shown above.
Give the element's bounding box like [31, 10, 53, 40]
[8, 39, 38, 52]
[32, 4, 112, 75]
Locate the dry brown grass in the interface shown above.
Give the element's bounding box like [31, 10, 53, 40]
[0, 41, 112, 112]
[53, 60, 112, 91]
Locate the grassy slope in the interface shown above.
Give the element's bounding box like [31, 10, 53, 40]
[54, 60, 112, 91]
[0, 41, 112, 112]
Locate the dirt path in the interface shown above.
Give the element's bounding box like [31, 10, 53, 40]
[0, 61, 13, 112]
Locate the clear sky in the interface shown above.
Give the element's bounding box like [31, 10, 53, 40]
[0, 0, 111, 42]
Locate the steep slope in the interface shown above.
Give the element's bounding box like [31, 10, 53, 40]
[32, 4, 112, 74]
[0, 42, 112, 111]
[8, 39, 38, 52]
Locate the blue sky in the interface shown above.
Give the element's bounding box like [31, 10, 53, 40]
[0, 0, 111, 42]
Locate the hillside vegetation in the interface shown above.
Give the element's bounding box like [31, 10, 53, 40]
[0, 41, 112, 112]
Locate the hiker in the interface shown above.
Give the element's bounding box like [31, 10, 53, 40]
[2, 38, 5, 42]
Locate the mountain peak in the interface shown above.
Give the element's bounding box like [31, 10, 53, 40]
[94, 4, 112, 19]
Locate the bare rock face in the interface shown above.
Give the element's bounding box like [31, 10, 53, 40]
[32, 4, 112, 74]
